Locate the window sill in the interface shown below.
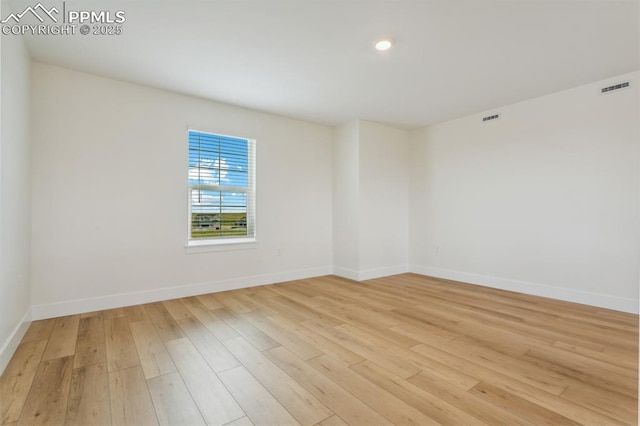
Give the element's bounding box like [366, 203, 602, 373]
[185, 238, 258, 254]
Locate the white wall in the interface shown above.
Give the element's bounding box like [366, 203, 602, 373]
[30, 63, 333, 318]
[409, 71, 640, 312]
[332, 121, 360, 276]
[332, 120, 409, 280]
[20, 59, 640, 326]
[358, 121, 409, 278]
[0, 24, 32, 371]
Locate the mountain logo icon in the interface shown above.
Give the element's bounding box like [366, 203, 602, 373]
[1, 3, 59, 24]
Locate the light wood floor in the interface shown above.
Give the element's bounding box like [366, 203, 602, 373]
[1, 274, 638, 425]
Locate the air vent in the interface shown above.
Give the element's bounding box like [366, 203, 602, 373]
[482, 114, 500, 122]
[601, 81, 630, 94]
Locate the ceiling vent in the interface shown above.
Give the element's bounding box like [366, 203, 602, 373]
[482, 114, 500, 122]
[601, 81, 630, 94]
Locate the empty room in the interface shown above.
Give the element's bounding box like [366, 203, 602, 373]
[1, 0, 638, 425]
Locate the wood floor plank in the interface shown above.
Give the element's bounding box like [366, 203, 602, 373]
[104, 317, 139, 372]
[129, 320, 176, 379]
[284, 281, 340, 300]
[469, 381, 580, 425]
[299, 277, 396, 312]
[80, 311, 104, 319]
[442, 337, 570, 395]
[42, 315, 80, 361]
[355, 282, 424, 309]
[74, 316, 106, 368]
[337, 322, 480, 389]
[214, 292, 253, 314]
[223, 417, 254, 426]
[215, 308, 280, 351]
[102, 308, 126, 319]
[17, 356, 73, 425]
[414, 299, 609, 353]
[66, 363, 111, 425]
[273, 296, 345, 329]
[522, 346, 638, 398]
[235, 292, 279, 316]
[181, 297, 239, 341]
[250, 295, 314, 323]
[165, 338, 245, 426]
[301, 319, 420, 379]
[393, 302, 545, 355]
[553, 341, 637, 371]
[326, 276, 395, 302]
[414, 282, 561, 325]
[350, 360, 486, 425]
[549, 311, 638, 337]
[312, 297, 400, 330]
[264, 294, 342, 326]
[143, 302, 185, 342]
[0, 340, 48, 424]
[267, 314, 364, 367]
[309, 354, 439, 426]
[341, 319, 423, 349]
[3, 273, 637, 425]
[162, 299, 194, 322]
[251, 285, 281, 298]
[20, 319, 55, 344]
[223, 336, 333, 425]
[123, 305, 150, 323]
[176, 316, 240, 373]
[313, 415, 348, 426]
[411, 342, 625, 425]
[592, 306, 639, 325]
[265, 346, 393, 426]
[194, 293, 225, 311]
[408, 371, 533, 425]
[561, 382, 637, 424]
[603, 344, 639, 364]
[388, 322, 457, 346]
[218, 366, 300, 426]
[241, 312, 323, 360]
[108, 366, 158, 426]
[403, 303, 544, 356]
[540, 316, 637, 350]
[147, 372, 205, 426]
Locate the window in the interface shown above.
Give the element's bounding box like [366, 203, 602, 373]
[188, 130, 255, 244]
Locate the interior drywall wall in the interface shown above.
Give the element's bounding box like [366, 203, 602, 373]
[358, 120, 409, 278]
[332, 121, 360, 278]
[30, 63, 333, 317]
[0, 27, 32, 371]
[332, 120, 409, 280]
[409, 71, 640, 312]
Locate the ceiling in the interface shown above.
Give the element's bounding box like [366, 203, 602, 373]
[9, 0, 639, 129]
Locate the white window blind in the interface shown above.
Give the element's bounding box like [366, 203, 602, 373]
[188, 130, 255, 241]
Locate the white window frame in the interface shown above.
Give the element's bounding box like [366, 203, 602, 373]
[186, 129, 257, 253]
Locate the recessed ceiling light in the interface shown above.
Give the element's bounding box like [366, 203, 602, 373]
[374, 39, 393, 51]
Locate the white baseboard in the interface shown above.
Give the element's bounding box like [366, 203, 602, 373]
[411, 265, 638, 314]
[31, 266, 332, 320]
[333, 266, 360, 281]
[333, 265, 409, 281]
[359, 265, 409, 281]
[0, 308, 32, 376]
